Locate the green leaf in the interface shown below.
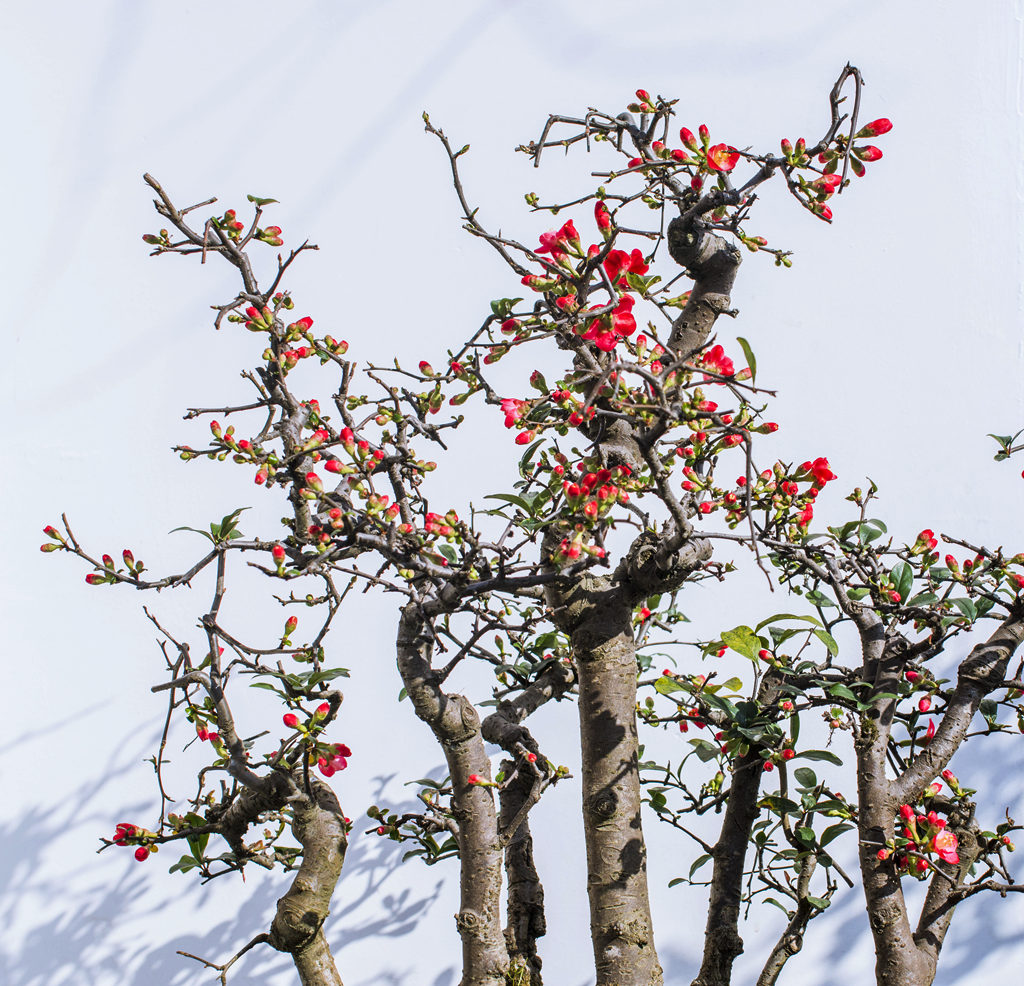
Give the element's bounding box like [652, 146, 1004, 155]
[247, 194, 279, 205]
[795, 825, 816, 844]
[721, 625, 760, 660]
[764, 897, 793, 917]
[828, 683, 858, 703]
[169, 854, 200, 874]
[819, 822, 853, 847]
[437, 543, 458, 564]
[806, 895, 831, 910]
[688, 853, 712, 878]
[890, 561, 913, 602]
[483, 493, 534, 514]
[187, 832, 210, 858]
[519, 439, 544, 474]
[813, 628, 839, 656]
[951, 598, 977, 621]
[489, 297, 523, 318]
[169, 524, 214, 543]
[655, 676, 687, 695]
[755, 613, 822, 632]
[804, 589, 837, 609]
[796, 749, 843, 765]
[736, 336, 757, 383]
[907, 591, 938, 606]
[793, 767, 817, 789]
[720, 677, 744, 692]
[688, 738, 721, 762]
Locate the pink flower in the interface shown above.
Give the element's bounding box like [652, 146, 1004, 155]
[500, 398, 527, 428]
[706, 144, 740, 172]
[933, 829, 960, 865]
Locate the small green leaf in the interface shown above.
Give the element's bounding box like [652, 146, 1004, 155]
[247, 194, 279, 205]
[483, 493, 533, 513]
[796, 749, 843, 765]
[793, 767, 817, 788]
[720, 677, 744, 692]
[688, 853, 712, 878]
[829, 683, 858, 703]
[819, 822, 853, 847]
[755, 613, 822, 632]
[764, 897, 793, 917]
[736, 336, 757, 383]
[806, 895, 831, 910]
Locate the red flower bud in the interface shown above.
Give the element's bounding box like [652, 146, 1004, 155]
[283, 713, 299, 729]
[856, 118, 893, 138]
[134, 847, 150, 862]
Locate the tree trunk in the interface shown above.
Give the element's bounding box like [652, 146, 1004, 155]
[551, 573, 663, 986]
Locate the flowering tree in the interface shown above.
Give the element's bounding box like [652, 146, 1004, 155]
[44, 65, 1024, 986]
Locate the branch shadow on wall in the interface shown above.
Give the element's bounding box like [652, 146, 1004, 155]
[2, 727, 455, 986]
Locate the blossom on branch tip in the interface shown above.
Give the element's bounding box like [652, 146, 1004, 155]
[856, 118, 893, 138]
[706, 144, 740, 172]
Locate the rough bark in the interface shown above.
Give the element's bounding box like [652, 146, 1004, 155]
[666, 217, 742, 360]
[852, 616, 934, 986]
[268, 780, 348, 986]
[498, 763, 546, 985]
[481, 663, 575, 985]
[397, 603, 509, 986]
[546, 573, 663, 986]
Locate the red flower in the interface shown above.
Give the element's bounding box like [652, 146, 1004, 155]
[283, 713, 299, 729]
[808, 457, 835, 486]
[758, 649, 772, 662]
[603, 248, 649, 283]
[134, 847, 150, 862]
[781, 748, 795, 761]
[272, 544, 286, 564]
[467, 774, 482, 785]
[706, 144, 740, 172]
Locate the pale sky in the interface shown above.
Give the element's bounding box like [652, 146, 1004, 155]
[5, 3, 1024, 985]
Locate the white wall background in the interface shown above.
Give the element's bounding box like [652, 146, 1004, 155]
[4, 2, 1024, 984]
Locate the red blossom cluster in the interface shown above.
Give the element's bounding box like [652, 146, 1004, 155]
[877, 803, 960, 875]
